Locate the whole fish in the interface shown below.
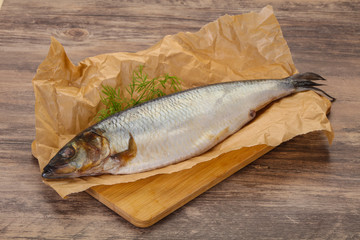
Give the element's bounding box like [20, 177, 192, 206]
[42, 72, 334, 179]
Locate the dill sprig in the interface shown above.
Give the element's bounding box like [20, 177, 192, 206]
[96, 65, 182, 121]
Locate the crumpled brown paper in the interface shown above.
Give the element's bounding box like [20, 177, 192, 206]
[32, 5, 333, 198]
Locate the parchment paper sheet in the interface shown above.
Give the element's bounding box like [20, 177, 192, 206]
[32, 6, 333, 198]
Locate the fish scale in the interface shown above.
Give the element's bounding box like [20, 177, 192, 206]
[41, 72, 334, 178]
[94, 80, 290, 174]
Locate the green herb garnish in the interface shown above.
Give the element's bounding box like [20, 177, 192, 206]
[96, 65, 182, 121]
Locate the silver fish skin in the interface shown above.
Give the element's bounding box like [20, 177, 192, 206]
[42, 72, 333, 179]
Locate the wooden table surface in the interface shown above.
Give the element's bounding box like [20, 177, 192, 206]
[1, 0, 359, 239]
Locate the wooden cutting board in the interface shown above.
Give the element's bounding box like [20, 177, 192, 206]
[87, 144, 273, 227]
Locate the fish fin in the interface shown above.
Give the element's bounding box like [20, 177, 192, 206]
[111, 133, 137, 164]
[290, 72, 336, 102]
[290, 72, 326, 81]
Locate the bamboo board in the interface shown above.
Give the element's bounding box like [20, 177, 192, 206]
[87, 145, 274, 227]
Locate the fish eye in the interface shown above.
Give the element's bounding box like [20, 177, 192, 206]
[61, 146, 75, 158]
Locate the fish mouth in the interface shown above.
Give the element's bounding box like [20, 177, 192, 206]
[41, 163, 106, 179]
[41, 164, 79, 179]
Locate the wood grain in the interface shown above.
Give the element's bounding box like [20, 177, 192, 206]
[1, 0, 359, 239]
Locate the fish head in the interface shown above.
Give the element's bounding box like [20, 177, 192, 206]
[42, 130, 111, 179]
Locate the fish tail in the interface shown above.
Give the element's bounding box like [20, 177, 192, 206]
[289, 72, 336, 102]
